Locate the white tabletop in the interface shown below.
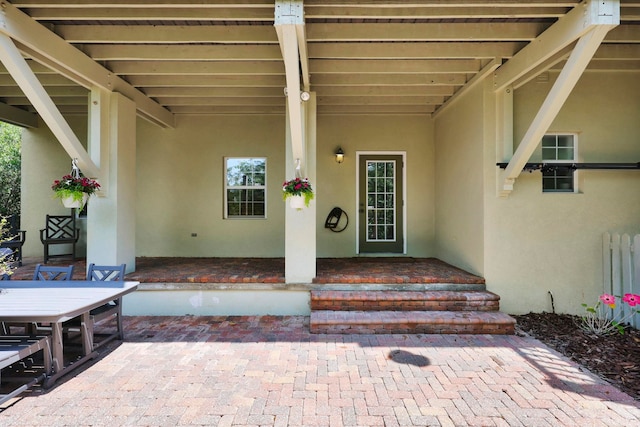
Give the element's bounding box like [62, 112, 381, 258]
[0, 281, 138, 323]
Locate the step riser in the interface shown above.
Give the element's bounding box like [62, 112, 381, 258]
[309, 290, 515, 335]
[311, 300, 499, 311]
[310, 324, 514, 335]
[310, 290, 500, 312]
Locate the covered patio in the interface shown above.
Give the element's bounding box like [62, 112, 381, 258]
[9, 257, 485, 287]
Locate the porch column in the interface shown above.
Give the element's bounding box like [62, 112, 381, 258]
[86, 91, 136, 272]
[285, 93, 316, 283]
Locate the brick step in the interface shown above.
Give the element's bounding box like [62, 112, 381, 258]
[310, 290, 501, 312]
[310, 310, 516, 335]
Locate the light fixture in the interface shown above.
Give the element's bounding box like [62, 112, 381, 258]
[300, 91, 310, 101]
[335, 147, 344, 164]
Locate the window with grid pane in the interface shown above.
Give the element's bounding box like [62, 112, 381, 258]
[225, 158, 266, 218]
[541, 134, 576, 193]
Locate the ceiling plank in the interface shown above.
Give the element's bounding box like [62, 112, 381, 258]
[310, 59, 481, 74]
[26, 7, 275, 21]
[57, 25, 278, 44]
[304, 6, 571, 19]
[125, 74, 287, 87]
[108, 60, 285, 75]
[308, 42, 525, 59]
[84, 44, 283, 61]
[311, 73, 467, 86]
[142, 86, 286, 97]
[306, 23, 549, 42]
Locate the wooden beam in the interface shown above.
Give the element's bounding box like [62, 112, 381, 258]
[310, 59, 480, 74]
[85, 44, 283, 61]
[501, 26, 616, 196]
[494, 0, 621, 91]
[275, 0, 306, 173]
[109, 61, 285, 75]
[0, 2, 174, 128]
[0, 102, 38, 128]
[308, 42, 525, 59]
[0, 34, 100, 178]
[433, 58, 501, 117]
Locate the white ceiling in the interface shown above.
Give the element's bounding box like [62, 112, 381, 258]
[0, 0, 638, 122]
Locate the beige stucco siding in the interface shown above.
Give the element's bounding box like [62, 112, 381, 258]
[20, 116, 89, 259]
[20, 113, 435, 259]
[433, 83, 486, 277]
[484, 72, 640, 315]
[136, 115, 286, 257]
[316, 115, 435, 257]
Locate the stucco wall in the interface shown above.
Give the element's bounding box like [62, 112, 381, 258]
[21, 116, 89, 260]
[433, 84, 486, 276]
[484, 72, 640, 315]
[136, 115, 286, 257]
[21, 113, 435, 259]
[316, 115, 435, 257]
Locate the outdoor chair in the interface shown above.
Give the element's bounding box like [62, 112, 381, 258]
[33, 264, 75, 281]
[64, 264, 127, 351]
[0, 216, 26, 267]
[39, 215, 79, 264]
[0, 273, 10, 334]
[24, 265, 76, 335]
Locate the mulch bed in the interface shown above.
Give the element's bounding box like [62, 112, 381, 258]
[513, 312, 640, 400]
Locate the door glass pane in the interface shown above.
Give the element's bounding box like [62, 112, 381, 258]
[366, 160, 396, 242]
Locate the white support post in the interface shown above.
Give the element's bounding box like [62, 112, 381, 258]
[284, 93, 316, 283]
[86, 92, 136, 273]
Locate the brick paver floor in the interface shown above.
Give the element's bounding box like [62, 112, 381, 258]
[1, 316, 638, 426]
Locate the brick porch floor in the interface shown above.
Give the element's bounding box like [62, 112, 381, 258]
[10, 256, 485, 285]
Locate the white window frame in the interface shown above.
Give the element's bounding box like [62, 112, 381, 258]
[224, 157, 267, 219]
[541, 133, 578, 193]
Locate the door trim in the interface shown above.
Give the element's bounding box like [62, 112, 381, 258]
[355, 151, 407, 255]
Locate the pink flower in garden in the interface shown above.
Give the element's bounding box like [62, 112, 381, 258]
[599, 294, 616, 308]
[622, 293, 640, 307]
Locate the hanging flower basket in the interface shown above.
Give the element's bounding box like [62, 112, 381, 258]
[289, 195, 306, 209]
[51, 171, 100, 210]
[61, 193, 89, 209]
[282, 177, 314, 210]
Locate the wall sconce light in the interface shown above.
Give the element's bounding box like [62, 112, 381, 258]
[335, 147, 345, 164]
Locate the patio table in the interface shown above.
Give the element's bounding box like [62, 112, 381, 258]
[0, 280, 138, 387]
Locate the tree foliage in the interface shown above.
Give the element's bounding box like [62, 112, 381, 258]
[0, 122, 22, 218]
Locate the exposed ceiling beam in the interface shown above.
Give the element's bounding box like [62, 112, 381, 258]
[0, 102, 37, 128]
[0, 34, 100, 178]
[500, 2, 619, 196]
[306, 23, 549, 42]
[126, 75, 287, 87]
[494, 0, 621, 91]
[310, 59, 481, 74]
[108, 61, 285, 75]
[84, 44, 283, 61]
[0, 1, 174, 127]
[308, 42, 526, 59]
[310, 74, 467, 86]
[275, 0, 306, 172]
[57, 25, 278, 44]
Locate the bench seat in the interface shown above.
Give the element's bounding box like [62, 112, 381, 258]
[0, 335, 52, 404]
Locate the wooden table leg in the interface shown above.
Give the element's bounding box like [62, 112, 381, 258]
[80, 311, 93, 355]
[50, 322, 63, 373]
